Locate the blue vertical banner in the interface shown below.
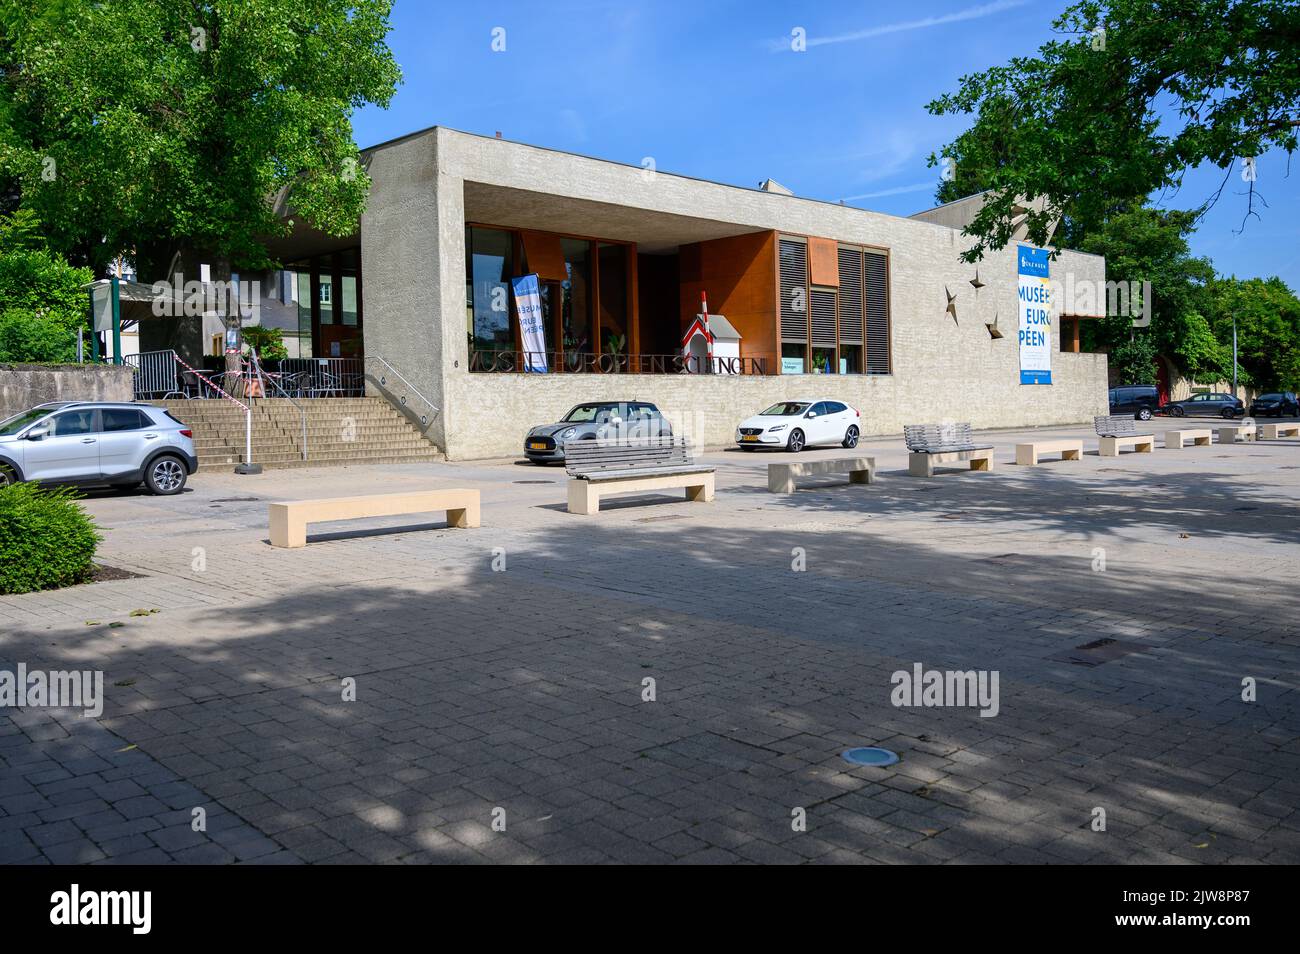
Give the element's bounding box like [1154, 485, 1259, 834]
[1017, 246, 1052, 385]
[512, 273, 547, 373]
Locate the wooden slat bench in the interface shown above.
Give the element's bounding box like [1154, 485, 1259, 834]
[1014, 439, 1083, 466]
[269, 488, 480, 548]
[1261, 422, 1300, 440]
[1165, 428, 1213, 449]
[1094, 415, 1155, 457]
[1217, 424, 1257, 443]
[904, 423, 995, 477]
[768, 456, 876, 493]
[565, 437, 714, 514]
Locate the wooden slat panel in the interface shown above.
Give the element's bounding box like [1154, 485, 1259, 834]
[864, 251, 891, 374]
[837, 246, 863, 343]
[810, 288, 837, 347]
[778, 238, 808, 342]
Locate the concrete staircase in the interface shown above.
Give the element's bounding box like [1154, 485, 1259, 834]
[156, 398, 442, 472]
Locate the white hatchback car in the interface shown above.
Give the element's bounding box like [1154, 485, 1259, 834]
[736, 400, 861, 452]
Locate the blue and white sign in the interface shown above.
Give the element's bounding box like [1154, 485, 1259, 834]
[1017, 245, 1052, 385]
[512, 273, 547, 373]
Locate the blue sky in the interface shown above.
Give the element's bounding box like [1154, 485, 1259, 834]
[351, 0, 1299, 288]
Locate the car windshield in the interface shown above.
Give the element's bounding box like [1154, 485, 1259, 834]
[1259, 393, 1281, 401]
[563, 403, 620, 423]
[0, 407, 54, 436]
[760, 402, 810, 416]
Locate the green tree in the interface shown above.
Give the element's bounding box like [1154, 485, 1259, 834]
[0, 211, 93, 361]
[1074, 205, 1219, 378]
[928, 0, 1299, 262]
[0, 0, 400, 363]
[1202, 276, 1300, 391]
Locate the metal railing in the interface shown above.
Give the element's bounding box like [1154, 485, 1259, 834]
[246, 352, 308, 461]
[468, 350, 776, 375]
[275, 358, 365, 397]
[364, 355, 441, 430]
[125, 349, 185, 399]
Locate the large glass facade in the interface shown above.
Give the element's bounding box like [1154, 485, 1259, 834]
[466, 224, 632, 372]
[466, 227, 515, 354]
[284, 248, 363, 359]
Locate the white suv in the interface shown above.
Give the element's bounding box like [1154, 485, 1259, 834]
[0, 402, 199, 495]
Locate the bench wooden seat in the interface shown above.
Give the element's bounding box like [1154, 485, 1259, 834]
[904, 423, 995, 477]
[1261, 422, 1300, 440]
[1217, 425, 1257, 443]
[565, 437, 714, 514]
[768, 456, 876, 493]
[1094, 415, 1155, 456]
[1165, 428, 1213, 449]
[269, 488, 480, 548]
[1015, 439, 1083, 466]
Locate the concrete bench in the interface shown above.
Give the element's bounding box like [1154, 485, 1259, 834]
[1261, 422, 1300, 440]
[1015, 439, 1083, 466]
[565, 437, 714, 514]
[904, 423, 995, 477]
[1217, 425, 1257, 443]
[1165, 428, 1213, 449]
[768, 456, 876, 493]
[269, 488, 480, 548]
[1094, 415, 1155, 457]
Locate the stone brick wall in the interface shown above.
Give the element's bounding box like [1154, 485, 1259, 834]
[0, 364, 135, 421]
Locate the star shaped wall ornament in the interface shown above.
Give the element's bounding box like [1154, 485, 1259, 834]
[969, 270, 985, 290]
[944, 286, 959, 325]
[986, 311, 1003, 339]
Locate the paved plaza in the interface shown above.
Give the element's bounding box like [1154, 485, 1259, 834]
[2, 422, 1299, 864]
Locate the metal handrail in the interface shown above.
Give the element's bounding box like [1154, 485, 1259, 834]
[246, 351, 309, 461]
[364, 355, 441, 429]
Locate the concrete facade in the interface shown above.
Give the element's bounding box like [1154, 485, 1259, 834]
[0, 363, 135, 421]
[358, 127, 1108, 460]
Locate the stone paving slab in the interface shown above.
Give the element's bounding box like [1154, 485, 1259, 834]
[1, 423, 1298, 863]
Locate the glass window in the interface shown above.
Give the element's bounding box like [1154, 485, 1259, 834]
[598, 243, 627, 355]
[563, 402, 619, 423]
[101, 409, 146, 431]
[466, 227, 514, 354]
[50, 410, 96, 436]
[560, 238, 592, 367]
[781, 343, 806, 374]
[290, 268, 313, 358]
[838, 345, 862, 374]
[0, 408, 54, 436]
[761, 402, 810, 416]
[811, 348, 836, 374]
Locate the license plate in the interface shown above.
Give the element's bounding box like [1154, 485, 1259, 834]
[529, 442, 548, 450]
[741, 435, 759, 442]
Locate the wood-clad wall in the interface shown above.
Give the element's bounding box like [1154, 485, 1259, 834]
[677, 231, 778, 361]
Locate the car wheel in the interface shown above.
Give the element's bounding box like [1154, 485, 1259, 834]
[1170, 406, 1185, 417]
[144, 455, 187, 495]
[1221, 408, 1235, 419]
[0, 463, 16, 488]
[1137, 407, 1152, 421]
[842, 425, 860, 449]
[787, 429, 805, 453]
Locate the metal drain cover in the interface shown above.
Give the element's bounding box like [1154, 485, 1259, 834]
[842, 747, 899, 767]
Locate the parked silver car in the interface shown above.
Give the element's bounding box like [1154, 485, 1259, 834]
[0, 402, 199, 495]
[524, 401, 672, 463]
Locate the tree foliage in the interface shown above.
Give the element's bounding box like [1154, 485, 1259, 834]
[0, 0, 401, 277]
[0, 211, 93, 361]
[928, 0, 1299, 262]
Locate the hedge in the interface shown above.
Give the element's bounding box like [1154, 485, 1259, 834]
[0, 482, 101, 594]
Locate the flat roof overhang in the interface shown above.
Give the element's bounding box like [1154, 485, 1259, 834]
[463, 181, 766, 253]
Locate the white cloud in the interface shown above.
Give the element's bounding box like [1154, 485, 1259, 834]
[774, 0, 1028, 51]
